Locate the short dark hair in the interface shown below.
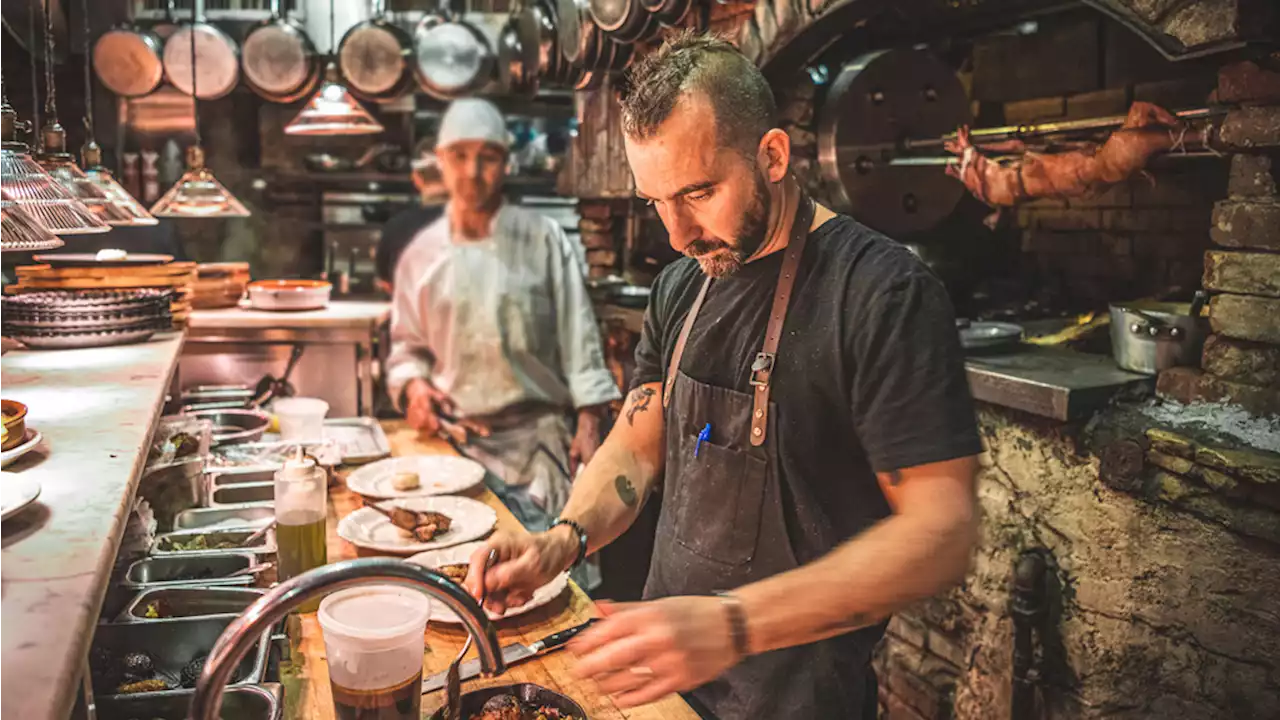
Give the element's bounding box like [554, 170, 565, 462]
[618, 30, 776, 157]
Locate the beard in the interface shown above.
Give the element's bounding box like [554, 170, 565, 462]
[685, 172, 773, 278]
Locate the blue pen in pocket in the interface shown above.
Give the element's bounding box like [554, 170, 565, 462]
[694, 423, 712, 458]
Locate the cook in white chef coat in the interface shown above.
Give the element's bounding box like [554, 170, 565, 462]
[386, 99, 619, 588]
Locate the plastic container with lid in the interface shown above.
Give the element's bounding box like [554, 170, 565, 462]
[273, 397, 329, 442]
[318, 585, 431, 695]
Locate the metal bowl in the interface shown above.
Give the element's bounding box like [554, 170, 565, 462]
[427, 684, 589, 720]
[187, 409, 271, 446]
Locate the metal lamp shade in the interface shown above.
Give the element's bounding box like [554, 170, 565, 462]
[284, 66, 383, 136]
[2, 145, 111, 235]
[0, 199, 64, 251]
[151, 146, 249, 218]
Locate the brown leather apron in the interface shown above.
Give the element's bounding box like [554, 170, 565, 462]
[644, 193, 877, 719]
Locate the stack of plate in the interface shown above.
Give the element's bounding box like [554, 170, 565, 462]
[9, 254, 196, 327]
[193, 262, 251, 309]
[2, 289, 174, 350]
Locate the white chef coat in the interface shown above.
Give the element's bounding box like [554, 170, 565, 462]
[386, 202, 619, 419]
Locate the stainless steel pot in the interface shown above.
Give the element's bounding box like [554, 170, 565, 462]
[1108, 300, 1208, 375]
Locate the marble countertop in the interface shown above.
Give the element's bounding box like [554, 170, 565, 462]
[187, 300, 391, 331]
[1, 333, 185, 720]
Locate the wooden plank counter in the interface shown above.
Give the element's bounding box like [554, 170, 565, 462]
[282, 420, 698, 720]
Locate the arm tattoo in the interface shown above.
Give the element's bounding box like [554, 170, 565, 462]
[624, 387, 656, 426]
[614, 475, 638, 507]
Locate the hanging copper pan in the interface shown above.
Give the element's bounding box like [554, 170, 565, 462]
[338, 0, 415, 103]
[589, 0, 655, 44]
[641, 0, 694, 27]
[556, 0, 598, 67]
[415, 19, 495, 101]
[163, 0, 240, 100]
[497, 17, 537, 97]
[92, 0, 165, 98]
[240, 0, 321, 103]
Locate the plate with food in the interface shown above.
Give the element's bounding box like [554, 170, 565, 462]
[408, 541, 570, 623]
[0, 428, 43, 468]
[337, 496, 497, 554]
[345, 455, 487, 499]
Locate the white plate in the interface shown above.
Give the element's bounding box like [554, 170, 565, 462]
[337, 496, 497, 554]
[1, 429, 43, 468]
[345, 455, 486, 499]
[408, 541, 571, 623]
[1, 472, 42, 521]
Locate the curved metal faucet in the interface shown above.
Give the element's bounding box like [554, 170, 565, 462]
[189, 558, 505, 720]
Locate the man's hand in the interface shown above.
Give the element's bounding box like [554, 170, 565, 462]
[467, 526, 578, 614]
[569, 409, 603, 474]
[404, 378, 455, 436]
[571, 598, 738, 708]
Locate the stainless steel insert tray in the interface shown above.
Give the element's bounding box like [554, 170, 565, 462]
[121, 552, 261, 589]
[115, 586, 266, 623]
[209, 483, 274, 508]
[89, 616, 271, 699]
[174, 505, 275, 532]
[95, 682, 282, 720]
[152, 527, 277, 557]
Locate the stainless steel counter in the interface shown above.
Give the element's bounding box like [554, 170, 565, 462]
[182, 301, 391, 416]
[965, 345, 1154, 421]
[1, 333, 185, 720]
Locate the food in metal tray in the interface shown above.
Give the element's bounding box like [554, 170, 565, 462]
[157, 534, 239, 552]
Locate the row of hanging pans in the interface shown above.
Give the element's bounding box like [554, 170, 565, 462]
[92, 0, 697, 103]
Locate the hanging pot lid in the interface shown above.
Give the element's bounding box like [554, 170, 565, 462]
[241, 0, 320, 102]
[415, 21, 494, 100]
[642, 0, 694, 26]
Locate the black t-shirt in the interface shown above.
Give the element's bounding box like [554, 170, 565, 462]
[377, 205, 444, 284]
[633, 214, 982, 562]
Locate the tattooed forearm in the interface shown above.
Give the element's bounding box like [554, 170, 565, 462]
[614, 475, 638, 507]
[624, 386, 655, 426]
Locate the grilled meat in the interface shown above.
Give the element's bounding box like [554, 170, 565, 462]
[371, 504, 453, 541]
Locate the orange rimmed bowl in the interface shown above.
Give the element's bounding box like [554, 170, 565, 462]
[2, 400, 29, 451]
[246, 279, 332, 312]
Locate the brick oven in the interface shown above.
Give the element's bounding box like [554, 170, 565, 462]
[571, 0, 1280, 716]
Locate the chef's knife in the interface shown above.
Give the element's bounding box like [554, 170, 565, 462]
[422, 619, 599, 694]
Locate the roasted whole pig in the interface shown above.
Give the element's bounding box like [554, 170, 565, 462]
[944, 102, 1195, 216]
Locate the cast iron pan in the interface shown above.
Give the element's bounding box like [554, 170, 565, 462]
[427, 684, 588, 720]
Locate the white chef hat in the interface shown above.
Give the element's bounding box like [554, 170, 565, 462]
[435, 98, 510, 151]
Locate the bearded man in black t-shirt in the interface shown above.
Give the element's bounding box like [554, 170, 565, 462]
[464, 31, 983, 720]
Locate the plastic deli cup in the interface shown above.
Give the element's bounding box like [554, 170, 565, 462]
[273, 397, 329, 442]
[318, 585, 431, 720]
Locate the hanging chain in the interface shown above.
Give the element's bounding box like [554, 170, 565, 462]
[43, 0, 57, 122]
[82, 0, 93, 141]
[189, 0, 201, 146]
[28, 0, 41, 139]
[330, 0, 336, 59]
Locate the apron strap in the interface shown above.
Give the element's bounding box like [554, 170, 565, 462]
[749, 194, 815, 447]
[663, 275, 712, 409]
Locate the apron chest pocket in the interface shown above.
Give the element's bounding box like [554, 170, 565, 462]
[672, 433, 768, 566]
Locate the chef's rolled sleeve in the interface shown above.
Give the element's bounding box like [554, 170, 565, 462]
[549, 220, 621, 409]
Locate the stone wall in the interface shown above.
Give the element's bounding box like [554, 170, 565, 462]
[875, 404, 1280, 719]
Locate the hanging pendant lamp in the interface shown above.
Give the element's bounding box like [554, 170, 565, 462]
[77, 0, 156, 226]
[285, 63, 384, 136]
[284, 0, 382, 137]
[1, 198, 64, 251]
[151, 0, 249, 218]
[1, 107, 109, 234]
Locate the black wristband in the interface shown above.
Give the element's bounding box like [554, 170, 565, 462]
[549, 518, 588, 570]
[715, 592, 751, 661]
